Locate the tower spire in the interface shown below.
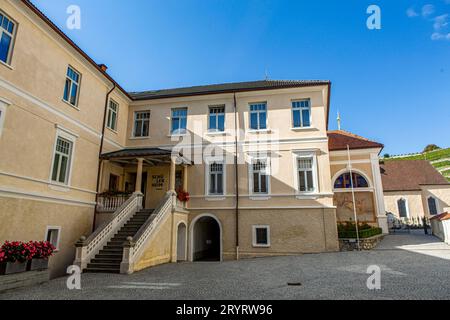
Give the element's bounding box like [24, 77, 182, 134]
[337, 111, 341, 131]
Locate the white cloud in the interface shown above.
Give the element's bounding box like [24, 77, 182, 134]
[431, 32, 450, 40]
[422, 4, 435, 17]
[406, 7, 419, 17]
[434, 14, 449, 30]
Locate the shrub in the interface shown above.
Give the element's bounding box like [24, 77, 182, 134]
[337, 222, 382, 239]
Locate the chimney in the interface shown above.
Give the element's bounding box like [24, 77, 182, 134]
[98, 64, 108, 72]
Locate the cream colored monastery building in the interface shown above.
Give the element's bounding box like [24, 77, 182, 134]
[381, 160, 450, 222]
[1, 0, 392, 278]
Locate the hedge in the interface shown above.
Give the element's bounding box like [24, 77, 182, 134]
[338, 227, 383, 239]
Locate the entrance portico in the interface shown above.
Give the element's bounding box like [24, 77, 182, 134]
[96, 148, 191, 213]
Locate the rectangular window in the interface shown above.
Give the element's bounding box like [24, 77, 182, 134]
[251, 159, 269, 194]
[209, 106, 225, 132]
[297, 157, 315, 192]
[171, 108, 187, 134]
[63, 66, 81, 107]
[249, 103, 267, 130]
[107, 100, 118, 131]
[51, 137, 73, 185]
[428, 197, 438, 215]
[252, 226, 270, 247]
[397, 199, 408, 218]
[0, 12, 16, 65]
[292, 99, 311, 128]
[208, 162, 224, 195]
[133, 111, 150, 137]
[45, 227, 61, 250]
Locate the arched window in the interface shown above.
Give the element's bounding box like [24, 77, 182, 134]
[397, 198, 408, 218]
[334, 172, 369, 189]
[428, 197, 438, 215]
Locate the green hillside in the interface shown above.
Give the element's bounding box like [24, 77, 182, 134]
[385, 147, 450, 182]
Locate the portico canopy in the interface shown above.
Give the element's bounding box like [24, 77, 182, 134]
[100, 147, 192, 165]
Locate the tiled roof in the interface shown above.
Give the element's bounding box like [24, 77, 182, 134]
[130, 80, 330, 100]
[380, 160, 449, 192]
[430, 212, 450, 221]
[327, 130, 384, 151]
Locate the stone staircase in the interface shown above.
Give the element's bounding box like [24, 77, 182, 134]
[84, 209, 155, 273]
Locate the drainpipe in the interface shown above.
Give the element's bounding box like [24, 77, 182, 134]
[93, 82, 116, 232]
[233, 93, 240, 260]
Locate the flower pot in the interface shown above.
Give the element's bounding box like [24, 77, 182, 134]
[0, 261, 28, 275]
[27, 258, 49, 271]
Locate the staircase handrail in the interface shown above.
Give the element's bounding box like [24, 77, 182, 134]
[120, 191, 175, 273]
[74, 192, 143, 270]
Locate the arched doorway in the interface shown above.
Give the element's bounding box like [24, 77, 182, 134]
[176, 222, 187, 262]
[190, 214, 222, 262]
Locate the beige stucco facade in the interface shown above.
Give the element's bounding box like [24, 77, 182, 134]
[384, 185, 450, 221]
[1, 0, 388, 277]
[0, 0, 130, 277]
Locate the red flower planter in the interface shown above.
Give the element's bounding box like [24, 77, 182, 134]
[27, 259, 49, 271]
[0, 240, 55, 275]
[0, 261, 28, 275]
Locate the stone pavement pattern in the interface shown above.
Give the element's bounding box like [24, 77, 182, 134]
[1, 230, 449, 300]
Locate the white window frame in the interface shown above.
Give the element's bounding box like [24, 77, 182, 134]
[0, 10, 17, 66]
[252, 225, 271, 247]
[208, 105, 225, 132]
[0, 98, 10, 137]
[44, 226, 61, 251]
[205, 158, 226, 198]
[106, 99, 119, 131]
[248, 102, 268, 131]
[248, 155, 271, 198]
[291, 99, 312, 128]
[171, 107, 188, 135]
[397, 198, 410, 218]
[63, 66, 81, 107]
[49, 126, 77, 186]
[293, 151, 319, 195]
[133, 110, 150, 138]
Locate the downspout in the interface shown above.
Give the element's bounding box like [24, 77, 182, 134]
[233, 93, 240, 260]
[93, 82, 116, 232]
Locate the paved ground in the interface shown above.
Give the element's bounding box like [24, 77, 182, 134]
[1, 230, 450, 300]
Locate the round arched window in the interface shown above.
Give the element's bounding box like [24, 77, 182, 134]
[334, 172, 369, 189]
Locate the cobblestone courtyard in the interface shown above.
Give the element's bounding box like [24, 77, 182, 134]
[1, 231, 449, 300]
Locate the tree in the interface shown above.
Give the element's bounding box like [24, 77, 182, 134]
[383, 153, 390, 159]
[423, 144, 441, 153]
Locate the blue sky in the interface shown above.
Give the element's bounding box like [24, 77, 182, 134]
[32, 0, 450, 155]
